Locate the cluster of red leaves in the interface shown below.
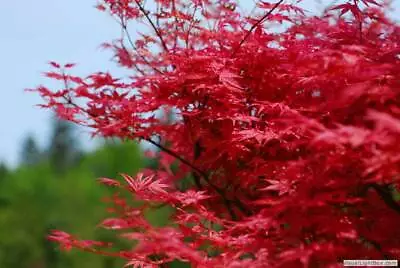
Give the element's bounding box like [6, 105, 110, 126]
[31, 0, 400, 267]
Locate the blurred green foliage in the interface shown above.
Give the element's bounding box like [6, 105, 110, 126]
[0, 118, 190, 267]
[0, 116, 148, 268]
[0, 139, 143, 268]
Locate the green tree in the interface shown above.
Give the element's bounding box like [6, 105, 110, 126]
[0, 140, 143, 268]
[0, 162, 8, 179]
[0, 162, 9, 208]
[20, 134, 42, 166]
[47, 117, 81, 173]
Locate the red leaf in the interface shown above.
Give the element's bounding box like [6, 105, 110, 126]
[44, 72, 64, 80]
[97, 177, 121, 187]
[49, 61, 61, 68]
[361, 0, 381, 7]
[95, 4, 106, 11]
[100, 218, 131, 230]
[64, 63, 76, 68]
[367, 110, 400, 133]
[219, 69, 243, 91]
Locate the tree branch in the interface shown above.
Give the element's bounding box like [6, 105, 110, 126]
[56, 94, 250, 220]
[231, 0, 284, 57]
[361, 236, 394, 260]
[119, 17, 165, 75]
[143, 137, 251, 219]
[369, 183, 400, 214]
[134, 0, 169, 52]
[193, 140, 204, 190]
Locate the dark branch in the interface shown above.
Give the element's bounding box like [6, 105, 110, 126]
[56, 94, 250, 220]
[134, 0, 169, 52]
[231, 0, 284, 57]
[369, 183, 400, 214]
[192, 140, 204, 190]
[143, 137, 251, 219]
[361, 236, 394, 260]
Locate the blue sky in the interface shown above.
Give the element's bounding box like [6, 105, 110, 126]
[0, 1, 122, 167]
[0, 1, 399, 168]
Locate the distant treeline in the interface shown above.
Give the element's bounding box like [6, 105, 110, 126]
[0, 117, 170, 268]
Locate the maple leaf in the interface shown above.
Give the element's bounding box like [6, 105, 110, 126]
[44, 72, 64, 80]
[236, 129, 277, 144]
[122, 173, 169, 197]
[47, 230, 75, 251]
[173, 190, 211, 207]
[97, 177, 121, 187]
[95, 4, 106, 12]
[64, 63, 76, 68]
[34, 0, 400, 266]
[367, 110, 400, 134]
[261, 179, 294, 196]
[361, 0, 381, 7]
[219, 69, 243, 91]
[49, 61, 61, 68]
[125, 260, 158, 268]
[100, 218, 132, 230]
[312, 125, 370, 148]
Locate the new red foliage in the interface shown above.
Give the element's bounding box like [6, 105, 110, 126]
[31, 0, 400, 267]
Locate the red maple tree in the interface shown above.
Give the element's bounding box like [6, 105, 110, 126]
[31, 0, 400, 267]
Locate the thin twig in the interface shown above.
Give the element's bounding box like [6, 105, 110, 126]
[185, 4, 199, 50]
[172, 0, 179, 52]
[120, 44, 147, 76]
[231, 0, 284, 57]
[119, 18, 165, 75]
[134, 0, 169, 52]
